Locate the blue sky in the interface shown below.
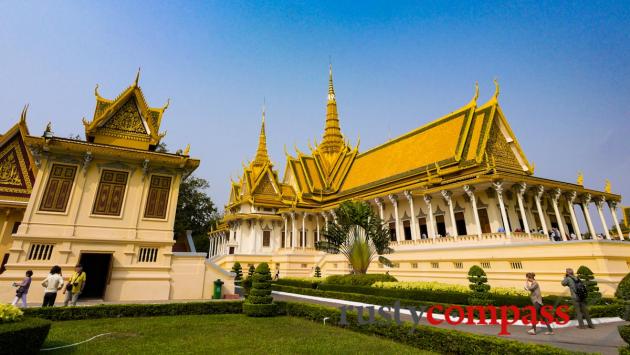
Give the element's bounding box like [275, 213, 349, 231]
[1, 1, 628, 214]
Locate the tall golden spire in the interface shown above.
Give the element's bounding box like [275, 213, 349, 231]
[253, 106, 270, 165]
[320, 64, 344, 154]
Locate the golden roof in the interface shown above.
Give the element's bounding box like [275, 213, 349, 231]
[0, 106, 37, 203]
[83, 70, 169, 151]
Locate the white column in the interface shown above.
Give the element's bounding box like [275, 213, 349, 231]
[404, 191, 419, 240]
[423, 195, 436, 239]
[551, 188, 568, 241]
[323, 212, 329, 232]
[516, 182, 531, 235]
[581, 193, 597, 239]
[595, 197, 611, 240]
[534, 185, 549, 236]
[291, 212, 296, 250]
[283, 215, 288, 248]
[301, 212, 307, 249]
[608, 200, 625, 240]
[441, 190, 458, 237]
[374, 198, 384, 220]
[566, 191, 582, 240]
[493, 181, 511, 237]
[388, 194, 402, 242]
[463, 185, 482, 237]
[251, 220, 257, 253]
[208, 237, 214, 257]
[316, 214, 320, 243]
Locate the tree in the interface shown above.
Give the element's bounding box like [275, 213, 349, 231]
[174, 175, 220, 254]
[616, 273, 630, 321]
[316, 201, 393, 274]
[231, 262, 243, 285]
[577, 265, 602, 304]
[314, 266, 321, 278]
[248, 265, 256, 279]
[468, 265, 492, 305]
[243, 262, 276, 317]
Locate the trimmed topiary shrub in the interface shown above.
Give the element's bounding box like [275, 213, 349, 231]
[248, 264, 256, 278]
[619, 325, 630, 345]
[577, 265, 602, 304]
[616, 272, 630, 321]
[231, 262, 243, 285]
[324, 273, 397, 286]
[243, 262, 276, 317]
[0, 317, 51, 355]
[314, 266, 321, 278]
[468, 265, 492, 305]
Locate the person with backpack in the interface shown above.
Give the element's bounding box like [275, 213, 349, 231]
[561, 268, 594, 329]
[11, 270, 33, 308]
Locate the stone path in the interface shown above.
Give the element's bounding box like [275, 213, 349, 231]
[272, 293, 627, 355]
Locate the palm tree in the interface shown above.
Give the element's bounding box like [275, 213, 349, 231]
[316, 201, 393, 274]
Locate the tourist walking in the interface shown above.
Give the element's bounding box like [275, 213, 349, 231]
[11, 270, 33, 308]
[41, 266, 64, 307]
[524, 272, 554, 335]
[63, 264, 87, 306]
[561, 268, 594, 329]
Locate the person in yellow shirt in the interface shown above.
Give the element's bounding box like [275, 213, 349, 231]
[63, 264, 87, 306]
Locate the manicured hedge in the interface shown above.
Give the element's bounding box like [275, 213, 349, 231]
[275, 278, 322, 289]
[275, 301, 587, 355]
[23, 301, 243, 321]
[0, 317, 51, 355]
[273, 284, 624, 320]
[324, 273, 397, 286]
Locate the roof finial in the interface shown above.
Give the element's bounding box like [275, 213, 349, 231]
[163, 98, 170, 110]
[183, 144, 190, 155]
[328, 62, 335, 101]
[20, 104, 29, 123]
[470, 81, 479, 104]
[135, 67, 141, 86]
[253, 105, 270, 165]
[577, 171, 584, 186]
[493, 77, 500, 100]
[605, 179, 611, 194]
[94, 84, 101, 97]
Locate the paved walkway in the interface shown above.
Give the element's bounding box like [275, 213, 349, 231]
[272, 293, 627, 355]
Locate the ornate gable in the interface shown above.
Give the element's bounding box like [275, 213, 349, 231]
[0, 111, 35, 201]
[83, 72, 168, 150]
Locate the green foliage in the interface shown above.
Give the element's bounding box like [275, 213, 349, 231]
[619, 325, 630, 345]
[174, 175, 220, 254]
[0, 304, 23, 323]
[24, 301, 243, 321]
[577, 266, 602, 303]
[468, 265, 492, 306]
[325, 273, 397, 286]
[316, 201, 393, 274]
[0, 317, 51, 354]
[314, 266, 321, 278]
[620, 346, 630, 355]
[274, 277, 322, 289]
[374, 281, 529, 296]
[616, 273, 630, 301]
[248, 265, 256, 278]
[276, 301, 582, 355]
[231, 262, 243, 282]
[244, 262, 276, 317]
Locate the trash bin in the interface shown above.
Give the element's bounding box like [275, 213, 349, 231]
[212, 279, 224, 299]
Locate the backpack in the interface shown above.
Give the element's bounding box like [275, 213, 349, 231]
[574, 277, 588, 301]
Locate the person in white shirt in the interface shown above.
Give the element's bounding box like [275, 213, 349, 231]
[41, 265, 64, 307]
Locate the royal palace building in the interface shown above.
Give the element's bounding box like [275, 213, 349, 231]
[0, 74, 233, 303]
[210, 67, 629, 296]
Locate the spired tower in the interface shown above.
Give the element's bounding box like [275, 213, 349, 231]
[319, 64, 344, 155]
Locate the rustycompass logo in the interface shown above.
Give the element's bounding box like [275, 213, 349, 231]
[339, 300, 571, 335]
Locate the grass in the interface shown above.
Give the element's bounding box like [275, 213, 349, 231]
[42, 314, 434, 354]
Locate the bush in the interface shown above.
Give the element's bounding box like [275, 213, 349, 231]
[232, 262, 243, 284]
[468, 265, 492, 305]
[244, 262, 275, 317]
[616, 273, 630, 301]
[620, 346, 630, 355]
[619, 325, 630, 345]
[0, 304, 24, 323]
[0, 317, 51, 355]
[325, 273, 397, 286]
[373, 281, 529, 297]
[275, 301, 582, 355]
[577, 266, 602, 304]
[24, 301, 243, 321]
[248, 265, 256, 278]
[314, 266, 321, 278]
[275, 277, 322, 289]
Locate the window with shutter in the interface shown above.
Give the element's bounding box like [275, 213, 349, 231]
[92, 170, 129, 216]
[39, 164, 77, 212]
[144, 175, 172, 219]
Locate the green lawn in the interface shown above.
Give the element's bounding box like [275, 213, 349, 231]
[43, 314, 434, 354]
